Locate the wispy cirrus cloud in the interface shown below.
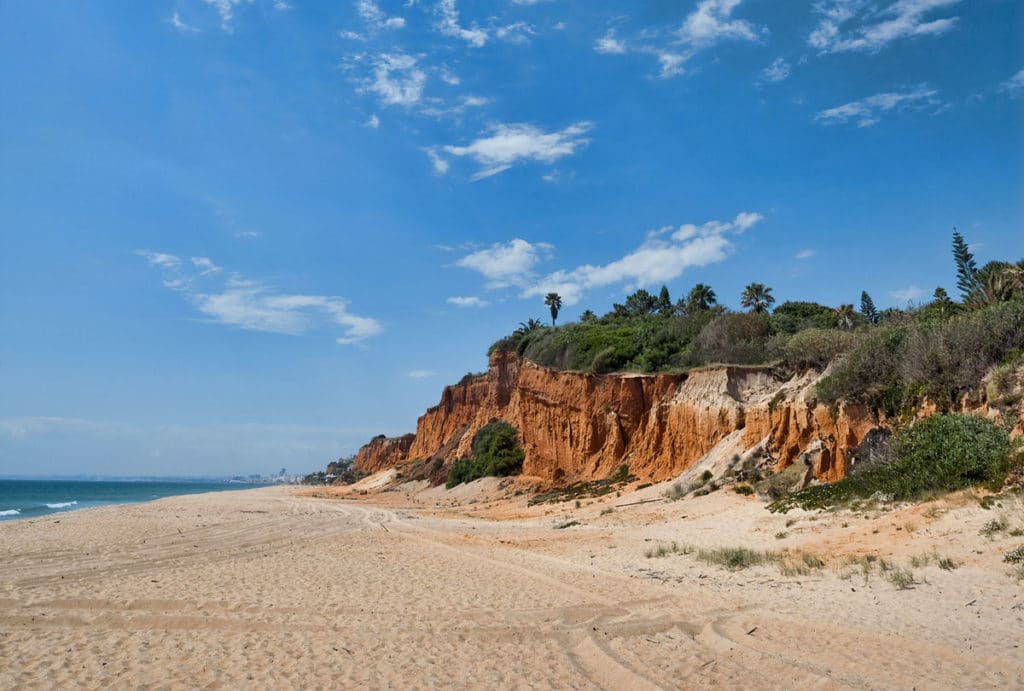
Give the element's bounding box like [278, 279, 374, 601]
[454, 213, 763, 305]
[761, 57, 791, 83]
[595, 0, 762, 79]
[356, 0, 406, 31]
[999, 68, 1024, 97]
[815, 85, 941, 127]
[137, 251, 382, 345]
[435, 121, 593, 180]
[795, 249, 816, 260]
[809, 0, 960, 53]
[406, 369, 437, 379]
[363, 52, 427, 107]
[446, 296, 489, 308]
[170, 11, 201, 34]
[890, 285, 925, 303]
[435, 0, 488, 47]
[677, 0, 759, 46]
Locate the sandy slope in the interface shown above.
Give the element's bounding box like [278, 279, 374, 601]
[1, 484, 1022, 689]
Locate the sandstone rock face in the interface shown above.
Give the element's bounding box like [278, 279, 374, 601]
[352, 351, 885, 485]
[352, 433, 416, 475]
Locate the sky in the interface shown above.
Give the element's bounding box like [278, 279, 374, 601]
[1, 0, 1022, 477]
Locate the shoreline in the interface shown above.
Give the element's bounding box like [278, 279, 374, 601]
[2, 482, 1022, 688]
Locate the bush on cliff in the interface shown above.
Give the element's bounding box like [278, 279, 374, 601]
[446, 421, 525, 488]
[817, 300, 1024, 416]
[768, 414, 1020, 512]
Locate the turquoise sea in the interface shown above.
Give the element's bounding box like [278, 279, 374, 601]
[0, 479, 266, 521]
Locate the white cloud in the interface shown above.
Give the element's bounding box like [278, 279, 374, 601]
[762, 57, 791, 83]
[365, 53, 426, 107]
[200, 0, 255, 31]
[455, 239, 553, 288]
[495, 21, 535, 43]
[356, 0, 405, 31]
[274, 1, 292, 9]
[426, 148, 450, 175]
[809, 0, 960, 53]
[999, 68, 1024, 96]
[138, 252, 381, 344]
[366, 113, 380, 128]
[446, 296, 489, 308]
[170, 11, 200, 34]
[191, 257, 222, 275]
[442, 122, 593, 179]
[654, 51, 687, 79]
[890, 285, 925, 302]
[677, 0, 759, 46]
[137, 250, 181, 269]
[520, 212, 763, 305]
[406, 369, 437, 379]
[795, 249, 816, 260]
[436, 0, 488, 47]
[595, 30, 627, 54]
[815, 85, 940, 127]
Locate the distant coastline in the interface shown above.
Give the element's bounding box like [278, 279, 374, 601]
[0, 478, 273, 522]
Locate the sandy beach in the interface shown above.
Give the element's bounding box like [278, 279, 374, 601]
[1, 482, 1022, 689]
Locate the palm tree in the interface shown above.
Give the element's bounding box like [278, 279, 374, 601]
[740, 283, 775, 313]
[686, 284, 717, 312]
[544, 292, 563, 326]
[514, 318, 545, 335]
[835, 304, 856, 330]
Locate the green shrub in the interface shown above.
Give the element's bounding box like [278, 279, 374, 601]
[446, 421, 525, 488]
[769, 414, 1019, 512]
[783, 328, 864, 370]
[691, 312, 774, 365]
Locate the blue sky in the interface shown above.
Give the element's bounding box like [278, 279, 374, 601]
[1, 0, 1022, 477]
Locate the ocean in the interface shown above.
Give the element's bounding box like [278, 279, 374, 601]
[0, 479, 267, 521]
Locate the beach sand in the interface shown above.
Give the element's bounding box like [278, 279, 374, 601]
[1, 482, 1022, 689]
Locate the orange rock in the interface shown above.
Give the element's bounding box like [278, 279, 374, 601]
[351, 352, 887, 486]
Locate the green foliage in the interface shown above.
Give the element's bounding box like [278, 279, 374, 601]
[691, 312, 773, 365]
[860, 291, 879, 324]
[544, 292, 563, 326]
[783, 328, 864, 370]
[445, 421, 525, 488]
[528, 464, 636, 505]
[740, 283, 775, 313]
[686, 283, 718, 312]
[953, 229, 983, 303]
[768, 414, 1020, 512]
[771, 301, 839, 334]
[818, 300, 1024, 414]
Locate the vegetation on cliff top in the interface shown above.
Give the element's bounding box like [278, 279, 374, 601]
[489, 231, 1024, 418]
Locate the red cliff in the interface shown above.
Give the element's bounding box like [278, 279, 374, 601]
[352, 352, 884, 485]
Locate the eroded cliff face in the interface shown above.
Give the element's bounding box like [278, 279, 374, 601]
[352, 433, 416, 475]
[351, 352, 884, 485]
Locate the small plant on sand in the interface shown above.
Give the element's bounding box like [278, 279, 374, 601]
[733, 484, 755, 496]
[555, 520, 580, 530]
[938, 557, 958, 571]
[664, 482, 687, 501]
[697, 547, 768, 570]
[886, 567, 917, 590]
[645, 542, 690, 558]
[980, 515, 1010, 538]
[600, 507, 614, 516]
[1004, 546, 1024, 564]
[774, 531, 787, 539]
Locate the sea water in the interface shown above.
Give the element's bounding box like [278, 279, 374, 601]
[0, 479, 265, 521]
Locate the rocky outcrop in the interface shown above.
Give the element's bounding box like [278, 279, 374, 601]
[352, 433, 416, 475]
[350, 351, 887, 485]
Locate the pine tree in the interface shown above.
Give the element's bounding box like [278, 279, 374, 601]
[952, 229, 983, 304]
[859, 291, 879, 324]
[657, 285, 673, 316]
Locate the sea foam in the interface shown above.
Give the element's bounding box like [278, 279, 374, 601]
[0, 509, 21, 516]
[47, 501, 78, 509]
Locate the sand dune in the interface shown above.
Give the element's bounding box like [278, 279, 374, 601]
[1, 484, 1022, 689]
